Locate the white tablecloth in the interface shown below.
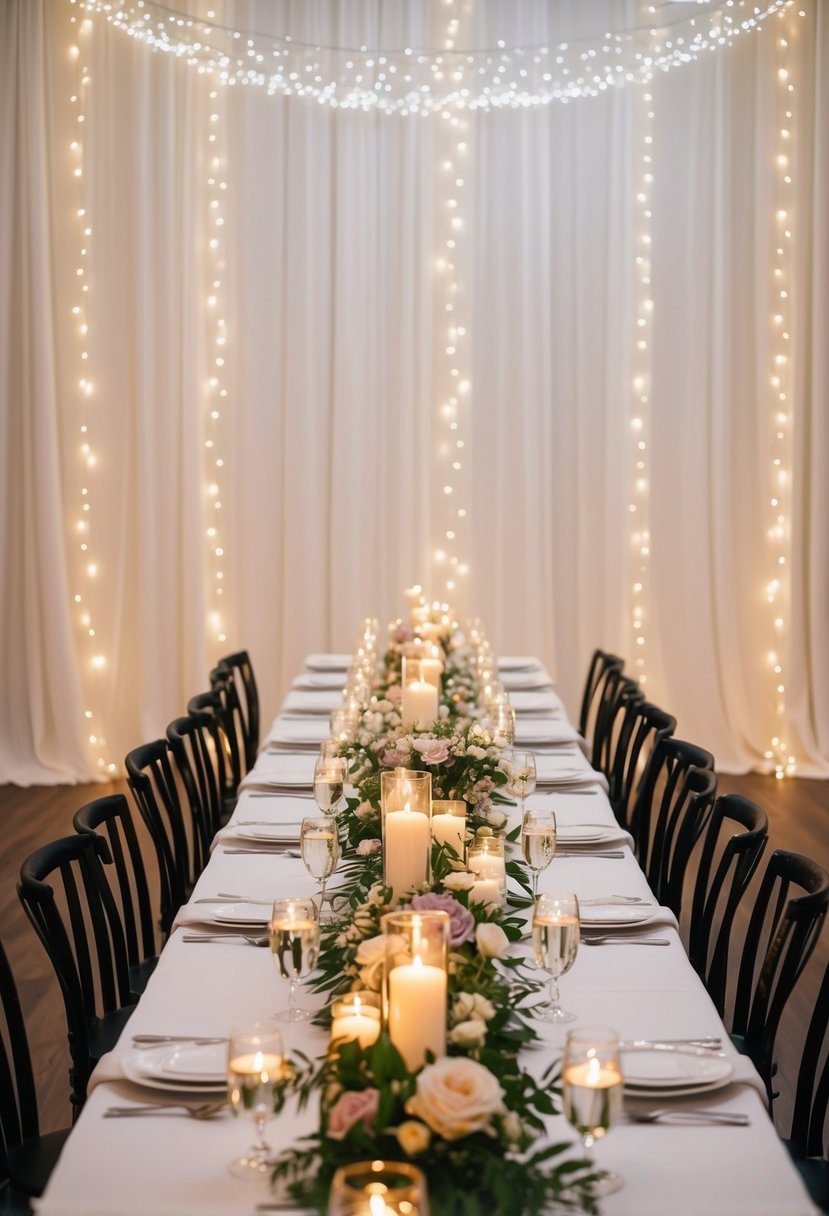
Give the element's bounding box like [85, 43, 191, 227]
[34, 659, 818, 1216]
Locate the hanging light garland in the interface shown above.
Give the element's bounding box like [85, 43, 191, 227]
[67, 2, 118, 776]
[204, 76, 229, 649]
[628, 79, 655, 686]
[432, 1, 472, 609]
[764, 5, 798, 778]
[79, 0, 786, 114]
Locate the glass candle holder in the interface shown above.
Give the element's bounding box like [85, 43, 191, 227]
[562, 1025, 624, 1195]
[467, 832, 507, 908]
[430, 799, 467, 861]
[380, 770, 432, 899]
[382, 910, 449, 1072]
[491, 703, 517, 745]
[329, 1160, 429, 1216]
[400, 657, 439, 729]
[329, 992, 382, 1050]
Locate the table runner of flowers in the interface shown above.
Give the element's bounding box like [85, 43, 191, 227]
[270, 614, 599, 1215]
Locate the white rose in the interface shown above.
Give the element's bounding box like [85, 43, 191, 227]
[355, 934, 386, 991]
[475, 922, 510, 959]
[467, 745, 487, 760]
[442, 871, 475, 892]
[452, 992, 496, 1024]
[405, 1057, 505, 1141]
[448, 1019, 487, 1049]
[395, 1120, 431, 1156]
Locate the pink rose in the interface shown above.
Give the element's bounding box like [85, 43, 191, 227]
[381, 746, 411, 768]
[386, 684, 403, 705]
[411, 891, 475, 946]
[412, 737, 452, 766]
[326, 1088, 380, 1140]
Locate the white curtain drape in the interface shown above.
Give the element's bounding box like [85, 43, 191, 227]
[1, 0, 827, 784]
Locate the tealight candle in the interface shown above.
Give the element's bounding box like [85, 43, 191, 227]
[469, 877, 501, 906]
[330, 996, 381, 1050]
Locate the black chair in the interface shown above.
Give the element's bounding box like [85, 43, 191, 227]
[577, 649, 624, 753]
[590, 669, 642, 773]
[187, 688, 237, 825]
[216, 649, 260, 773]
[207, 666, 250, 811]
[607, 699, 677, 833]
[630, 736, 717, 913]
[167, 713, 225, 844]
[125, 739, 208, 937]
[72, 793, 160, 998]
[0, 933, 71, 1211]
[730, 850, 829, 1106]
[17, 834, 137, 1116]
[686, 793, 769, 1014]
[784, 957, 829, 1211]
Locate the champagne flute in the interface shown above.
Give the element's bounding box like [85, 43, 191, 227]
[562, 1025, 624, 1195]
[313, 755, 347, 816]
[300, 814, 340, 921]
[505, 749, 537, 818]
[521, 807, 557, 900]
[227, 1023, 285, 1178]
[269, 897, 320, 1022]
[531, 892, 579, 1023]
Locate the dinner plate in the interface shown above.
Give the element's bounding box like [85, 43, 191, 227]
[555, 826, 607, 844]
[234, 825, 301, 845]
[303, 654, 351, 671]
[210, 902, 270, 927]
[621, 1046, 733, 1093]
[580, 906, 658, 927]
[498, 657, 543, 671]
[536, 767, 599, 788]
[121, 1048, 228, 1094]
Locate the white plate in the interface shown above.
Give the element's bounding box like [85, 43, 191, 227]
[498, 656, 542, 671]
[556, 827, 607, 844]
[621, 1047, 733, 1091]
[211, 902, 270, 927]
[121, 1048, 227, 1094]
[536, 768, 600, 788]
[234, 825, 301, 845]
[580, 906, 658, 927]
[303, 654, 351, 671]
[160, 1044, 227, 1084]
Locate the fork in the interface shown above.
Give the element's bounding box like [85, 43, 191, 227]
[627, 1107, 749, 1127]
[104, 1101, 227, 1119]
[182, 933, 269, 947]
[581, 936, 670, 946]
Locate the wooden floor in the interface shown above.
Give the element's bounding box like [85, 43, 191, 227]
[1, 770, 827, 1137]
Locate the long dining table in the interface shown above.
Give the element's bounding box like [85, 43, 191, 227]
[34, 654, 818, 1216]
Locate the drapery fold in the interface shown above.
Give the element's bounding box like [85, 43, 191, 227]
[2, 0, 827, 783]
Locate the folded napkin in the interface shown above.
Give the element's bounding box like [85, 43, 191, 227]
[263, 716, 330, 747]
[498, 656, 545, 671]
[501, 670, 556, 691]
[292, 670, 347, 691]
[510, 691, 563, 714]
[513, 719, 579, 746]
[555, 824, 634, 849]
[579, 904, 679, 932]
[238, 754, 315, 791]
[534, 756, 610, 793]
[281, 690, 343, 715]
[171, 904, 272, 932]
[209, 822, 302, 853]
[303, 653, 351, 671]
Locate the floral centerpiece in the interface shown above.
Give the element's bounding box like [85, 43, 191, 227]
[265, 609, 600, 1215]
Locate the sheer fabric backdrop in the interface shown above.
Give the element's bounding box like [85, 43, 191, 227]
[1, 0, 827, 782]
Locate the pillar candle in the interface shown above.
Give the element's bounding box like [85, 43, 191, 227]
[400, 678, 438, 729]
[431, 801, 466, 857]
[387, 955, 447, 1071]
[384, 805, 431, 898]
[419, 658, 444, 689]
[469, 878, 501, 907]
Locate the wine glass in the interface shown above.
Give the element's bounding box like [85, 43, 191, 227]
[227, 1022, 285, 1178]
[531, 892, 579, 1022]
[492, 703, 516, 745]
[521, 807, 557, 900]
[504, 749, 537, 818]
[313, 755, 347, 816]
[300, 814, 340, 921]
[562, 1025, 624, 1195]
[269, 897, 321, 1022]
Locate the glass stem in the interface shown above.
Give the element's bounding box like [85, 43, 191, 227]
[252, 1115, 268, 1159]
[531, 870, 539, 901]
[548, 975, 560, 1011]
[319, 877, 327, 909]
[288, 975, 299, 1012]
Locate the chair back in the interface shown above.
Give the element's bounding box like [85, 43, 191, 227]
[0, 935, 39, 1186]
[208, 666, 249, 797]
[591, 670, 643, 777]
[790, 957, 829, 1159]
[732, 849, 829, 1104]
[578, 649, 624, 749]
[217, 649, 260, 771]
[72, 793, 158, 972]
[607, 699, 677, 832]
[630, 735, 717, 912]
[167, 714, 223, 847]
[125, 739, 200, 936]
[17, 834, 134, 1114]
[687, 793, 768, 1013]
